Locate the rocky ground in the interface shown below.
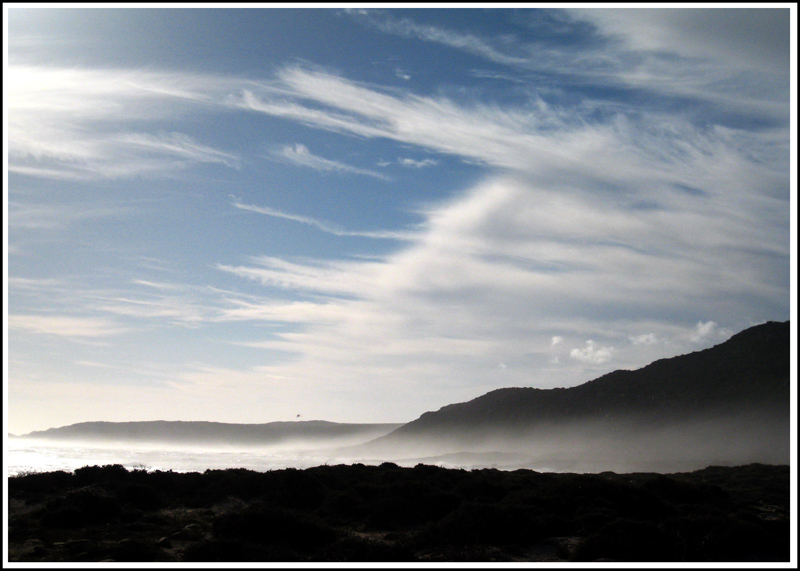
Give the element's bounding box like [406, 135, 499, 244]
[7, 462, 790, 563]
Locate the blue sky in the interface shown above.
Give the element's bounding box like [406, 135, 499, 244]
[5, 5, 795, 435]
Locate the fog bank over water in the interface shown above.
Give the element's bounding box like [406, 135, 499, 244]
[6, 437, 537, 477]
[349, 413, 790, 474]
[5, 437, 381, 477]
[6, 421, 406, 476]
[8, 410, 789, 476]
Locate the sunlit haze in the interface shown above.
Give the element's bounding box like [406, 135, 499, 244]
[5, 5, 794, 435]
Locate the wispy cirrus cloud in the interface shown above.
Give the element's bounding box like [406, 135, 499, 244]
[231, 199, 416, 240]
[8, 200, 128, 233]
[75, 360, 118, 369]
[209, 161, 788, 408]
[234, 67, 580, 175]
[399, 157, 438, 168]
[271, 143, 390, 180]
[114, 132, 240, 169]
[348, 9, 532, 68]
[234, 64, 789, 206]
[572, 8, 790, 74]
[8, 273, 224, 332]
[8, 314, 128, 339]
[7, 65, 241, 180]
[93, 296, 209, 327]
[210, 14, 786, 407]
[351, 8, 789, 125]
[217, 255, 381, 299]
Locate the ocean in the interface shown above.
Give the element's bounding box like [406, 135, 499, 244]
[4, 437, 381, 476]
[5, 437, 543, 476]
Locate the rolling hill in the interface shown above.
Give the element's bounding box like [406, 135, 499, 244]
[19, 420, 403, 448]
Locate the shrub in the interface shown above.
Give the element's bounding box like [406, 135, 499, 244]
[73, 464, 129, 486]
[9, 470, 73, 493]
[110, 538, 168, 562]
[182, 539, 299, 562]
[571, 519, 678, 562]
[321, 534, 416, 562]
[641, 475, 727, 505]
[671, 515, 788, 562]
[321, 490, 365, 522]
[41, 489, 121, 527]
[420, 501, 547, 547]
[212, 504, 339, 552]
[365, 491, 461, 530]
[117, 483, 163, 511]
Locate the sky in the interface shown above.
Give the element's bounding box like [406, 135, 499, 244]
[4, 5, 796, 435]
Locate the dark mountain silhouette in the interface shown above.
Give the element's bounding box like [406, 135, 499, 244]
[20, 420, 402, 447]
[360, 321, 790, 471]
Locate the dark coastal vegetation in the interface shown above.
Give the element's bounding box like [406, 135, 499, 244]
[8, 462, 789, 563]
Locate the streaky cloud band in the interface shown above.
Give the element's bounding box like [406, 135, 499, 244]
[231, 198, 417, 241]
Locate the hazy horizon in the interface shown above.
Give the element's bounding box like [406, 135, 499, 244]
[5, 6, 793, 435]
[9, 405, 789, 475]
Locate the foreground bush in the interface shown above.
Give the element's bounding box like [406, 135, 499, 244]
[8, 462, 790, 562]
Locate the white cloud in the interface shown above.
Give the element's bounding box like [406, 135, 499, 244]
[220, 64, 788, 358]
[217, 256, 379, 298]
[217, 299, 356, 326]
[8, 201, 126, 230]
[399, 157, 438, 168]
[629, 333, 659, 346]
[355, 9, 789, 125]
[234, 67, 592, 176]
[688, 320, 734, 344]
[567, 9, 790, 124]
[8, 315, 128, 338]
[272, 143, 390, 180]
[75, 360, 117, 369]
[351, 10, 531, 68]
[232, 199, 415, 240]
[94, 296, 209, 327]
[209, 161, 787, 405]
[115, 132, 240, 169]
[8, 275, 225, 333]
[7, 65, 241, 180]
[574, 8, 790, 73]
[6, 277, 67, 290]
[233, 65, 789, 213]
[570, 341, 616, 364]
